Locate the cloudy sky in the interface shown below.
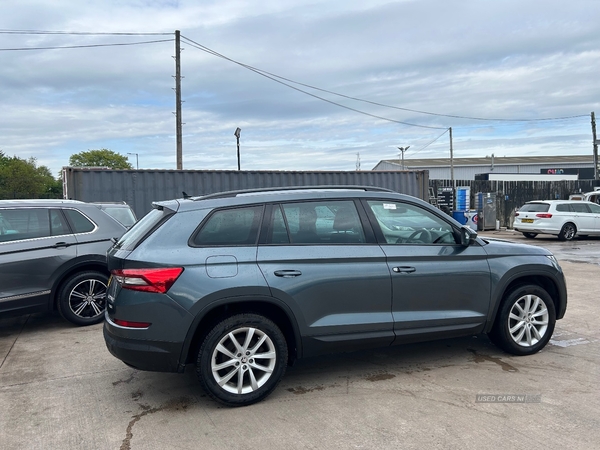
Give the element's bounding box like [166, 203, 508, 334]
[1, 0, 599, 175]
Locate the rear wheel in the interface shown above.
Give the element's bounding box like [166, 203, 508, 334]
[522, 232, 537, 239]
[57, 271, 108, 326]
[197, 313, 288, 406]
[558, 223, 576, 241]
[489, 284, 556, 356]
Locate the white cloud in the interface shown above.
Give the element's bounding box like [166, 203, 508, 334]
[1, 0, 599, 176]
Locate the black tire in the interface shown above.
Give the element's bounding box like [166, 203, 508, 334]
[488, 284, 556, 356]
[558, 222, 576, 241]
[522, 232, 537, 239]
[197, 313, 288, 406]
[57, 271, 109, 326]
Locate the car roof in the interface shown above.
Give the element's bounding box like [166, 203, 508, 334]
[525, 200, 597, 206]
[161, 185, 421, 213]
[0, 199, 87, 207]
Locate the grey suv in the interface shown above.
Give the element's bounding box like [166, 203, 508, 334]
[103, 186, 567, 406]
[0, 199, 128, 325]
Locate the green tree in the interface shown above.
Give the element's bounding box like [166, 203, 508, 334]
[69, 149, 133, 169]
[0, 156, 61, 199]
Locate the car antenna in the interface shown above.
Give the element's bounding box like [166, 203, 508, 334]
[182, 191, 192, 199]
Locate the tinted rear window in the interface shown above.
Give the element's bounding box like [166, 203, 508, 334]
[113, 208, 170, 251]
[519, 203, 550, 213]
[100, 206, 136, 227]
[192, 206, 263, 246]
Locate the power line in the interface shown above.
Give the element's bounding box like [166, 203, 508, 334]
[0, 39, 174, 51]
[0, 30, 172, 35]
[180, 35, 446, 130]
[180, 36, 587, 124]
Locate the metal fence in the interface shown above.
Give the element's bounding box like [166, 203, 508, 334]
[430, 179, 600, 228]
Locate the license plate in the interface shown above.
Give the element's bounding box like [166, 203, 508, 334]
[521, 219, 534, 223]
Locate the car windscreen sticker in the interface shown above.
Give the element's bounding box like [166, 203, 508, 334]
[383, 203, 396, 210]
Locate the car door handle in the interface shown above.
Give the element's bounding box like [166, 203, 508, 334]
[274, 270, 302, 278]
[392, 266, 416, 273]
[53, 241, 71, 248]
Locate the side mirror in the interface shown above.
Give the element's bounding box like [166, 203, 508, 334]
[460, 226, 478, 247]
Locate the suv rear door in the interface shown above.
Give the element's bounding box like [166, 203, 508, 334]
[257, 200, 393, 357]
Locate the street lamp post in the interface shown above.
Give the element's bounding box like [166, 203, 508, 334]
[127, 152, 139, 169]
[234, 127, 241, 171]
[397, 146, 410, 170]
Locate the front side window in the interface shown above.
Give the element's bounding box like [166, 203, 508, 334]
[367, 200, 457, 245]
[193, 206, 263, 246]
[270, 200, 365, 245]
[0, 208, 51, 242]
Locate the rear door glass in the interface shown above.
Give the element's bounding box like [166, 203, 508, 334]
[268, 200, 365, 245]
[0, 208, 51, 242]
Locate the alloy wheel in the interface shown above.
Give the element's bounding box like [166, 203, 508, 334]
[210, 327, 277, 395]
[508, 294, 549, 347]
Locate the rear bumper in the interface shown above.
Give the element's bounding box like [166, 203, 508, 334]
[103, 321, 185, 373]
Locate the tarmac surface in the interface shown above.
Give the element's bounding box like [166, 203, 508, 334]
[1, 231, 599, 449]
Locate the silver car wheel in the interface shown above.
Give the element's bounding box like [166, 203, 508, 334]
[68, 278, 107, 318]
[211, 327, 277, 395]
[508, 294, 549, 347]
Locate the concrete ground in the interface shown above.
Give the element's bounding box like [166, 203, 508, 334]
[1, 234, 599, 449]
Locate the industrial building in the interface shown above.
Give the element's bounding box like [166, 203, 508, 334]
[373, 154, 595, 180]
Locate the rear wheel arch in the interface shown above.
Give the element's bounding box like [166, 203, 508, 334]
[52, 261, 110, 308]
[184, 298, 301, 368]
[558, 222, 577, 241]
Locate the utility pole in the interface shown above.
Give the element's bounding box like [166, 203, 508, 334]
[175, 30, 183, 170]
[592, 112, 598, 181]
[398, 146, 410, 170]
[449, 127, 455, 190]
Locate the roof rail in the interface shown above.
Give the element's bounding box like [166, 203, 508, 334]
[194, 185, 394, 201]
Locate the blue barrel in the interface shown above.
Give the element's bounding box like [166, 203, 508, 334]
[452, 210, 467, 225]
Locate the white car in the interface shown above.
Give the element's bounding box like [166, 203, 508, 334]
[514, 200, 600, 241]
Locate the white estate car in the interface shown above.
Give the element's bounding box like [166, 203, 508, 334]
[514, 200, 600, 241]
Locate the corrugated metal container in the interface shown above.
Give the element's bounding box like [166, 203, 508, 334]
[63, 167, 429, 219]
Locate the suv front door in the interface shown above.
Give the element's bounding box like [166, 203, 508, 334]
[363, 200, 492, 343]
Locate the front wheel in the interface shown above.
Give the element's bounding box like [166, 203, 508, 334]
[57, 271, 108, 326]
[197, 314, 288, 406]
[558, 223, 576, 241]
[488, 284, 556, 356]
[522, 232, 537, 239]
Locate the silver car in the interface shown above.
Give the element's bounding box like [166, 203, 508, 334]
[0, 199, 128, 325]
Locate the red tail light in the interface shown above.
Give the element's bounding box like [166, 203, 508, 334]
[515, 212, 520, 217]
[112, 267, 184, 293]
[535, 213, 553, 218]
